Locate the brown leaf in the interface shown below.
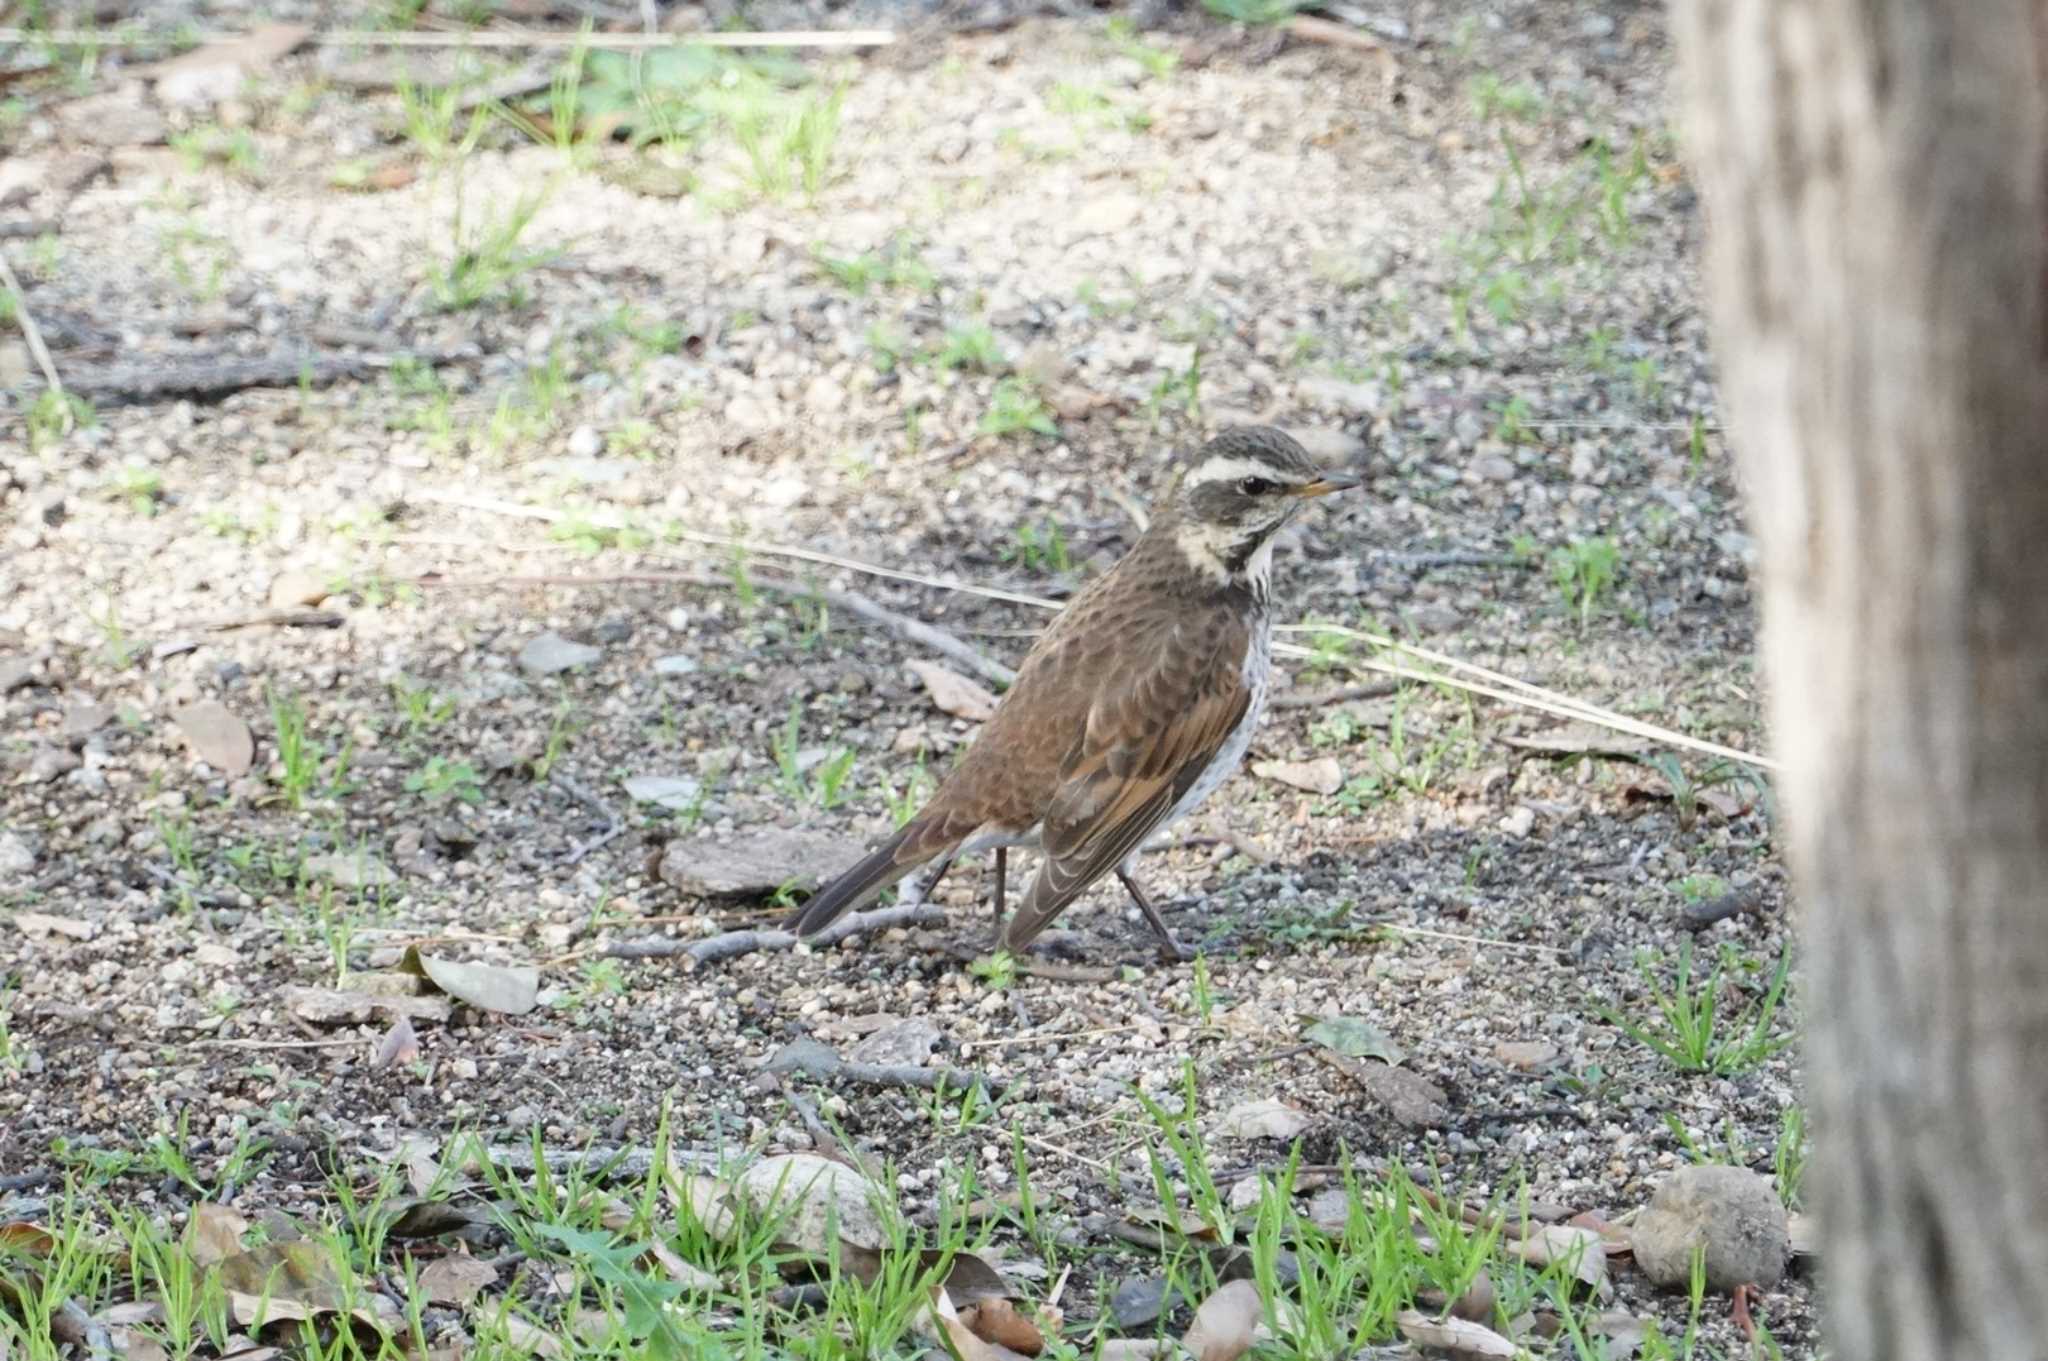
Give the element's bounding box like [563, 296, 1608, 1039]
[961, 1297, 1048, 1355]
[417, 1253, 497, 1306]
[905, 660, 999, 723]
[214, 1240, 352, 1325]
[1180, 1279, 1264, 1361]
[172, 701, 255, 776]
[0, 1222, 58, 1255]
[1250, 757, 1343, 796]
[1314, 1050, 1449, 1127]
[1393, 1308, 1518, 1358]
[938, 1250, 1011, 1307]
[923, 1287, 1033, 1361]
[1566, 1209, 1636, 1255]
[373, 1015, 420, 1069]
[187, 1204, 249, 1268]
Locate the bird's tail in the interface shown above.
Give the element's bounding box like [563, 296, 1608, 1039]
[787, 818, 955, 937]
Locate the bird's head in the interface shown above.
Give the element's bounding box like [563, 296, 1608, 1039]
[1161, 427, 1360, 589]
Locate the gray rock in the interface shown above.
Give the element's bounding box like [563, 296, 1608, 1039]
[1631, 1164, 1789, 1293]
[518, 631, 602, 676]
[62, 703, 114, 743]
[28, 747, 81, 783]
[0, 658, 36, 693]
[652, 655, 700, 676]
[172, 701, 255, 776]
[567, 424, 604, 458]
[0, 830, 39, 875]
[1470, 450, 1517, 482]
[658, 829, 868, 899]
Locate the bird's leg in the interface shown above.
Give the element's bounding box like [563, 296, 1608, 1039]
[988, 847, 1008, 948]
[1115, 867, 1195, 961]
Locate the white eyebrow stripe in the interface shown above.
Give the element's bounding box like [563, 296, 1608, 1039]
[1183, 455, 1296, 489]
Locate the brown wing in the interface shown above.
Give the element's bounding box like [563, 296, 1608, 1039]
[998, 607, 1253, 950]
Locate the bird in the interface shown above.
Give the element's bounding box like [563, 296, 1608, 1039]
[788, 426, 1359, 957]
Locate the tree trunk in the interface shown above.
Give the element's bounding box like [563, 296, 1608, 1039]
[1671, 2, 2048, 1355]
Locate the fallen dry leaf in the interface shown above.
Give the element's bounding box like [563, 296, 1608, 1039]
[1250, 756, 1342, 795]
[1498, 727, 1656, 758]
[373, 1015, 420, 1069]
[1302, 1015, 1405, 1065]
[109, 1328, 168, 1361]
[1181, 1278, 1264, 1361]
[906, 660, 1000, 722]
[1514, 1224, 1609, 1290]
[214, 1240, 358, 1326]
[13, 911, 96, 941]
[494, 1310, 565, 1360]
[402, 949, 539, 1016]
[643, 1240, 718, 1293]
[172, 701, 255, 776]
[923, 1287, 1033, 1361]
[145, 24, 310, 106]
[1394, 1308, 1518, 1358]
[187, 1203, 249, 1268]
[621, 775, 702, 811]
[1216, 1097, 1312, 1141]
[1586, 1311, 1653, 1359]
[417, 1253, 497, 1306]
[281, 985, 451, 1026]
[960, 1297, 1047, 1355]
[1787, 1211, 1816, 1258]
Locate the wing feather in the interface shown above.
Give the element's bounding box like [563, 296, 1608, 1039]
[999, 624, 1252, 950]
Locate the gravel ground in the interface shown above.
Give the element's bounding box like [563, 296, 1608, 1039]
[2, 1, 1811, 1354]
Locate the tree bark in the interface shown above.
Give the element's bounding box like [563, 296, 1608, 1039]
[1672, 2, 2048, 1355]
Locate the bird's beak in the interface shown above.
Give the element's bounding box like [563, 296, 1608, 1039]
[1289, 471, 1363, 499]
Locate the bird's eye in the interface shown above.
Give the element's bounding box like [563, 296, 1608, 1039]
[1237, 476, 1276, 496]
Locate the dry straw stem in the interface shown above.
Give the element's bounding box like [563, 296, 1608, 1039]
[412, 488, 1777, 774]
[0, 244, 65, 399]
[0, 26, 896, 49]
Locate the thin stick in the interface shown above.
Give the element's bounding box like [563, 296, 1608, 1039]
[1373, 923, 1566, 956]
[412, 492, 1777, 771]
[412, 490, 1059, 610]
[0, 26, 896, 49]
[1269, 681, 1401, 710]
[421, 566, 1017, 687]
[604, 902, 944, 966]
[1011, 1130, 1113, 1176]
[0, 242, 64, 404]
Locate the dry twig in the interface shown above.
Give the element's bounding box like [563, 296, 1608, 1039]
[604, 902, 944, 967]
[0, 242, 65, 403]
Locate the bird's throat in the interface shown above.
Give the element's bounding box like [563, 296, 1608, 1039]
[1172, 519, 1276, 601]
